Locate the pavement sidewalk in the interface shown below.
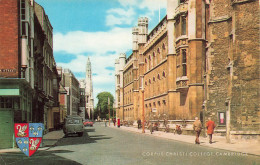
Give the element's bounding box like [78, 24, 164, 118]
[0, 130, 64, 153]
[110, 125, 260, 156]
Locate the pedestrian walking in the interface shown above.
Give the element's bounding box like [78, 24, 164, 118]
[206, 117, 216, 144]
[137, 119, 141, 129]
[163, 118, 168, 127]
[165, 125, 170, 133]
[113, 118, 116, 126]
[105, 119, 107, 127]
[149, 122, 153, 134]
[193, 117, 202, 144]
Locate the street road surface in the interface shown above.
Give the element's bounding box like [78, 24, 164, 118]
[0, 123, 259, 165]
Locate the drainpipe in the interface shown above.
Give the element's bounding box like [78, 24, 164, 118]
[226, 98, 231, 143]
[21, 35, 28, 78]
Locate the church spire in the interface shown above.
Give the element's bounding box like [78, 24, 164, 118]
[85, 57, 94, 119]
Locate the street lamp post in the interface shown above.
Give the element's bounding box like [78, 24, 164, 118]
[108, 97, 110, 126]
[142, 89, 145, 133]
[99, 106, 100, 121]
[113, 105, 114, 119]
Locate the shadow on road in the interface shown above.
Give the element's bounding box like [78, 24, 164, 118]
[84, 128, 95, 132]
[55, 128, 112, 147]
[0, 150, 81, 165]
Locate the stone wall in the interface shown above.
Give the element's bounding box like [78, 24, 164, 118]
[206, 0, 260, 141]
[231, 0, 259, 131]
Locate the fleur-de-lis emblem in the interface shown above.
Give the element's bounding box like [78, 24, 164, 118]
[18, 140, 22, 144]
[24, 140, 28, 144]
[38, 126, 42, 131]
[33, 131, 38, 136]
[23, 148, 27, 152]
[30, 126, 34, 133]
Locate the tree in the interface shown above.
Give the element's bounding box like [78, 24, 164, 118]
[95, 92, 114, 119]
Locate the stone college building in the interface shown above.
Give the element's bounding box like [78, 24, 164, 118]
[115, 0, 259, 142]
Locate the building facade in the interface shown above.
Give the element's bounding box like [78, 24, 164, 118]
[34, 2, 60, 131]
[0, 0, 60, 149]
[57, 66, 67, 124]
[115, 0, 259, 142]
[79, 79, 86, 119]
[63, 68, 80, 116]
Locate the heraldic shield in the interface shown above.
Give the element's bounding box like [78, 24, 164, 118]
[15, 123, 44, 157]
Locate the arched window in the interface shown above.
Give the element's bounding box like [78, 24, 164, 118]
[153, 77, 156, 82]
[157, 74, 160, 80]
[162, 71, 166, 77]
[162, 43, 166, 51]
[157, 48, 161, 63]
[145, 58, 148, 72]
[153, 52, 156, 66]
[148, 55, 151, 70]
[149, 79, 151, 84]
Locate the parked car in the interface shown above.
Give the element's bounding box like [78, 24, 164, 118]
[83, 119, 94, 127]
[63, 115, 84, 137]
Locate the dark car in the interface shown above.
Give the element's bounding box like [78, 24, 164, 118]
[83, 119, 94, 127]
[63, 115, 84, 137]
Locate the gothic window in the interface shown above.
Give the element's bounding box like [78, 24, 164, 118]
[145, 58, 148, 72]
[181, 16, 186, 35]
[162, 43, 166, 51]
[153, 77, 156, 82]
[153, 52, 156, 66]
[157, 48, 162, 61]
[157, 74, 161, 80]
[162, 71, 166, 78]
[148, 55, 151, 70]
[182, 49, 187, 76]
[163, 100, 166, 105]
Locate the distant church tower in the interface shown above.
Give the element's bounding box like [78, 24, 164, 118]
[85, 57, 94, 119]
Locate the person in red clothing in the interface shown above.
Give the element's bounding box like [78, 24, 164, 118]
[117, 118, 120, 128]
[206, 117, 216, 144]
